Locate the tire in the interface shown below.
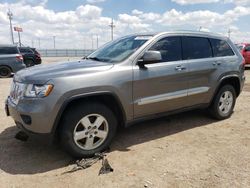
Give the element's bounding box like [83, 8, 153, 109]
[209, 85, 236, 120]
[0, 66, 12, 78]
[60, 102, 118, 158]
[25, 59, 35, 67]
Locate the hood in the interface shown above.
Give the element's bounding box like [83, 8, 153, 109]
[14, 60, 114, 83]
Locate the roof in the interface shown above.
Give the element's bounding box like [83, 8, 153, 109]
[131, 30, 227, 40]
[0, 44, 17, 47]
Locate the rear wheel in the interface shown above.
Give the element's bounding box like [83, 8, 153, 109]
[209, 85, 236, 120]
[60, 102, 117, 158]
[0, 66, 12, 78]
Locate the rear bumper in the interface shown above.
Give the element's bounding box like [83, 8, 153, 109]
[12, 63, 26, 73]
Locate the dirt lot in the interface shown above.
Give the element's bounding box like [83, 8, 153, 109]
[0, 58, 250, 188]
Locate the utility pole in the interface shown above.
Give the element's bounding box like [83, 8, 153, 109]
[92, 35, 94, 50]
[53, 36, 56, 49]
[96, 35, 99, 49]
[199, 26, 202, 31]
[17, 31, 21, 47]
[38, 38, 40, 48]
[109, 18, 115, 41]
[7, 9, 14, 44]
[228, 28, 231, 39]
[31, 39, 34, 47]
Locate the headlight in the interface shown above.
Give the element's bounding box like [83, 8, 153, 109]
[24, 84, 53, 98]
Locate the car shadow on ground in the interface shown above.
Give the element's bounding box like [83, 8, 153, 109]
[0, 109, 216, 175]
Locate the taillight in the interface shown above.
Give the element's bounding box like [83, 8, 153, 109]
[16, 54, 23, 61]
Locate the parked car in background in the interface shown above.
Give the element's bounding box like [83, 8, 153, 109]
[0, 45, 26, 78]
[6, 31, 245, 157]
[19, 47, 42, 67]
[236, 43, 250, 65]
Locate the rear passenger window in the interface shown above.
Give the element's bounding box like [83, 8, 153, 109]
[182, 37, 213, 60]
[149, 36, 182, 62]
[0, 47, 18, 55]
[20, 48, 33, 53]
[245, 45, 250, 51]
[210, 39, 234, 57]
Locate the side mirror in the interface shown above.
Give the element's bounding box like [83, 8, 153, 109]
[138, 51, 162, 68]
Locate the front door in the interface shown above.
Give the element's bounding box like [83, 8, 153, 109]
[133, 36, 189, 118]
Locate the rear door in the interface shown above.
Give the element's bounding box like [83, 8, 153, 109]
[185, 37, 236, 106]
[133, 36, 190, 118]
[245, 45, 250, 64]
[182, 36, 217, 106]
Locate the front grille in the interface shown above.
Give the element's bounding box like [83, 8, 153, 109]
[10, 81, 26, 105]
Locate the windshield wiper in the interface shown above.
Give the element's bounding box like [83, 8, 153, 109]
[86, 57, 102, 61]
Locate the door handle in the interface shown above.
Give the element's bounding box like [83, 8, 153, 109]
[213, 61, 222, 66]
[175, 65, 186, 71]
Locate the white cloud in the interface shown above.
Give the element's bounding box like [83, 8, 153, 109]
[0, 1, 250, 49]
[132, 9, 143, 15]
[172, 0, 250, 5]
[172, 0, 219, 5]
[224, 0, 250, 5]
[86, 0, 106, 3]
[158, 6, 250, 27]
[76, 4, 102, 20]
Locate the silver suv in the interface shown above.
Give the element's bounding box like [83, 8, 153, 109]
[0, 45, 26, 78]
[5, 31, 245, 157]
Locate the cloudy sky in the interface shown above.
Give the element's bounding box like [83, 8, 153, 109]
[0, 0, 250, 49]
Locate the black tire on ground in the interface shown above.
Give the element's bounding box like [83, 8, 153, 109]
[0, 66, 12, 78]
[25, 59, 35, 67]
[209, 85, 236, 120]
[60, 102, 118, 158]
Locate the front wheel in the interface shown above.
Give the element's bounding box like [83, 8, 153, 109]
[209, 85, 236, 120]
[60, 103, 118, 158]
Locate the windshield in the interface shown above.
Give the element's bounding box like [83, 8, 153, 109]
[236, 44, 244, 51]
[87, 35, 152, 63]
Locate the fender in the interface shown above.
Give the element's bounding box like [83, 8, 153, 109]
[51, 91, 127, 135]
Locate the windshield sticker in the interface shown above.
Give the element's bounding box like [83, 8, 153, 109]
[134, 36, 152, 40]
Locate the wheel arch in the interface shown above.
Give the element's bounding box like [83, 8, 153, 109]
[210, 75, 241, 106]
[52, 91, 127, 138]
[0, 65, 13, 72]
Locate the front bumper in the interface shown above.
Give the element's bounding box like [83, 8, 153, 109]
[5, 96, 56, 136]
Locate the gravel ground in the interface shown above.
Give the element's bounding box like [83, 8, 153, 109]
[0, 58, 250, 188]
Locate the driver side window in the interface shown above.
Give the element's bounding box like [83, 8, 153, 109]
[149, 36, 182, 62]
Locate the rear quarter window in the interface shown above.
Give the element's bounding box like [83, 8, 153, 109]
[210, 39, 234, 57]
[182, 36, 213, 60]
[20, 48, 33, 53]
[0, 47, 18, 55]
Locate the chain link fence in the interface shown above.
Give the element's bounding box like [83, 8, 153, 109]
[37, 49, 95, 57]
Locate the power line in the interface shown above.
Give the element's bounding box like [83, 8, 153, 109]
[109, 18, 115, 41]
